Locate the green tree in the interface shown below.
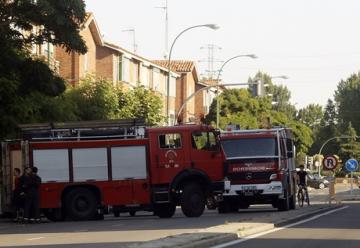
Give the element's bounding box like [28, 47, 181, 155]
[308, 99, 339, 155]
[63, 78, 164, 125]
[297, 104, 323, 128]
[118, 84, 164, 125]
[335, 72, 360, 134]
[0, 0, 87, 139]
[338, 122, 360, 161]
[64, 76, 120, 120]
[249, 72, 296, 118]
[205, 88, 313, 153]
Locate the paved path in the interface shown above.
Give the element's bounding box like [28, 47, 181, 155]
[0, 184, 358, 248]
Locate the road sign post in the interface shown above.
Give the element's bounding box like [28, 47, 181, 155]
[345, 159, 359, 196]
[322, 155, 338, 171]
[322, 155, 338, 205]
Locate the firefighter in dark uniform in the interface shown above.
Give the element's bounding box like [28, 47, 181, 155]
[21, 167, 42, 223]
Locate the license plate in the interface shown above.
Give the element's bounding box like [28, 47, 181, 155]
[241, 185, 257, 190]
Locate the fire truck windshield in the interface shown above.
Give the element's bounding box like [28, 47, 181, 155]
[221, 137, 278, 159]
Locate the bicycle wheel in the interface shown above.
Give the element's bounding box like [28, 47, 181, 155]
[297, 190, 304, 207]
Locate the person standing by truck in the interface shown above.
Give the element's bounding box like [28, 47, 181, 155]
[21, 167, 42, 223]
[31, 167, 42, 223]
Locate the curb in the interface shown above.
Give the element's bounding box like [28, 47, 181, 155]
[179, 204, 343, 248]
[177, 233, 238, 248]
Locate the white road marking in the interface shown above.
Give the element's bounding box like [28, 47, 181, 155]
[27, 237, 45, 241]
[211, 206, 349, 248]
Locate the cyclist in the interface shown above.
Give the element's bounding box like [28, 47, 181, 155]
[297, 165, 310, 205]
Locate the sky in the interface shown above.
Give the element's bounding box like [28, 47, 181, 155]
[85, 0, 360, 109]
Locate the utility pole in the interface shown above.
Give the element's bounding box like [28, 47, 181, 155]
[155, 0, 169, 59]
[199, 44, 222, 79]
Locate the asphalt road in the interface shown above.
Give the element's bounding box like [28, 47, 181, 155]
[0, 185, 357, 248]
[215, 202, 360, 248]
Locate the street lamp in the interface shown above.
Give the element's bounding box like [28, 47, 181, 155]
[216, 54, 257, 129]
[166, 24, 219, 125]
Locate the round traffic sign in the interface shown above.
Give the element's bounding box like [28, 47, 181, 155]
[345, 159, 359, 172]
[323, 155, 338, 170]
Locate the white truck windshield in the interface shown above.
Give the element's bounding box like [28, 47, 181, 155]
[221, 137, 278, 159]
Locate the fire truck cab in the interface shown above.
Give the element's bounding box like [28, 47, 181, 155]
[219, 127, 297, 212]
[1, 119, 224, 220]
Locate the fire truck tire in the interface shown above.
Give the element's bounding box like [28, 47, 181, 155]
[43, 208, 65, 222]
[129, 210, 136, 217]
[181, 183, 205, 217]
[277, 190, 290, 211]
[154, 203, 176, 218]
[65, 188, 98, 221]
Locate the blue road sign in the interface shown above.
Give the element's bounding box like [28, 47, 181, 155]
[345, 159, 359, 172]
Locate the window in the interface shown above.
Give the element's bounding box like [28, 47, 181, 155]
[169, 76, 176, 97]
[141, 64, 149, 87]
[113, 55, 122, 82]
[221, 138, 278, 159]
[132, 61, 139, 84]
[192, 132, 217, 151]
[152, 68, 160, 91]
[122, 57, 130, 82]
[159, 133, 182, 149]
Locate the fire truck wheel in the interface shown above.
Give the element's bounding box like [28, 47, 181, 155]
[43, 208, 65, 222]
[180, 183, 205, 217]
[65, 188, 98, 221]
[154, 203, 176, 218]
[129, 210, 136, 217]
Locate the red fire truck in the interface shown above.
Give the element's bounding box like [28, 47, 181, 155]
[219, 127, 297, 212]
[1, 119, 224, 220]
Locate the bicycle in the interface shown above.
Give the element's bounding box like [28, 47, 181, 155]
[297, 184, 310, 207]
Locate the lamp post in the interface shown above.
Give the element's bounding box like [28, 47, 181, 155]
[215, 54, 257, 129]
[166, 24, 219, 125]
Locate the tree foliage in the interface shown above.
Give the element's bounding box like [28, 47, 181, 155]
[338, 122, 360, 161]
[297, 104, 323, 128]
[205, 87, 313, 154]
[0, 0, 87, 139]
[63, 78, 164, 126]
[335, 72, 360, 134]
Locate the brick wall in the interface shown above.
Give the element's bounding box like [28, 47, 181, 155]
[79, 28, 97, 79]
[55, 46, 79, 85]
[96, 46, 115, 81]
[195, 84, 205, 118]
